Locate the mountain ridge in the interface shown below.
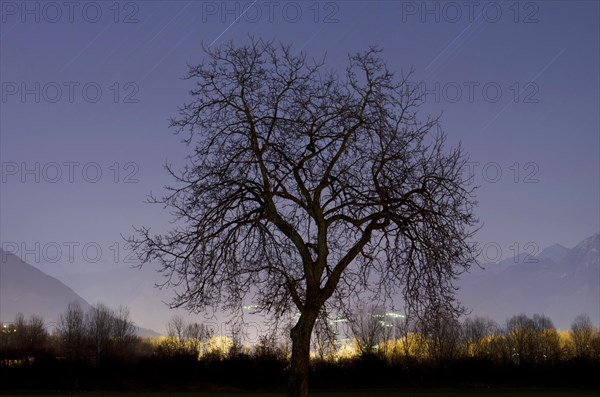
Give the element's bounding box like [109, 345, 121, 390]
[459, 233, 600, 329]
[0, 248, 160, 337]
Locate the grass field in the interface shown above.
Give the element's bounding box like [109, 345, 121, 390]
[1, 390, 599, 397]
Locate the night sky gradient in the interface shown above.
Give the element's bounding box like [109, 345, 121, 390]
[1, 1, 598, 331]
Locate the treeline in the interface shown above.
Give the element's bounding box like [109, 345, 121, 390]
[0, 302, 138, 367]
[342, 307, 600, 365]
[1, 303, 599, 391]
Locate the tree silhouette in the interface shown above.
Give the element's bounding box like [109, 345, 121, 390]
[570, 313, 596, 360]
[349, 304, 392, 356]
[57, 302, 86, 361]
[129, 38, 478, 397]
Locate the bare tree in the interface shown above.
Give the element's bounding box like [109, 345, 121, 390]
[226, 322, 246, 358]
[111, 305, 138, 359]
[532, 314, 561, 364]
[166, 315, 186, 346]
[58, 301, 87, 361]
[462, 316, 499, 358]
[254, 332, 280, 360]
[349, 304, 392, 356]
[160, 315, 190, 357]
[184, 321, 213, 357]
[129, 38, 478, 397]
[505, 314, 535, 365]
[395, 313, 417, 358]
[85, 303, 138, 365]
[13, 313, 48, 362]
[570, 314, 596, 360]
[162, 315, 215, 358]
[417, 308, 463, 363]
[86, 303, 114, 367]
[312, 312, 340, 361]
[504, 313, 559, 365]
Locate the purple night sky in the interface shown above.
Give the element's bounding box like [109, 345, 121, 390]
[1, 1, 598, 332]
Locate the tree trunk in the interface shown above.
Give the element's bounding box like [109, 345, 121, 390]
[288, 311, 317, 397]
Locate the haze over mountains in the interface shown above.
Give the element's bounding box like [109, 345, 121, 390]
[1, 233, 598, 333]
[458, 233, 600, 329]
[0, 249, 91, 324]
[0, 249, 159, 336]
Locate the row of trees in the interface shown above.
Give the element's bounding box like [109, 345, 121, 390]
[345, 306, 600, 365]
[0, 303, 137, 366]
[2, 303, 598, 368]
[155, 315, 292, 362]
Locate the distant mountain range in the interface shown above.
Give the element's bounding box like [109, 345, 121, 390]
[0, 249, 159, 337]
[458, 233, 600, 329]
[0, 249, 91, 323]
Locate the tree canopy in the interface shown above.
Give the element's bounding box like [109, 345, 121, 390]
[129, 38, 478, 397]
